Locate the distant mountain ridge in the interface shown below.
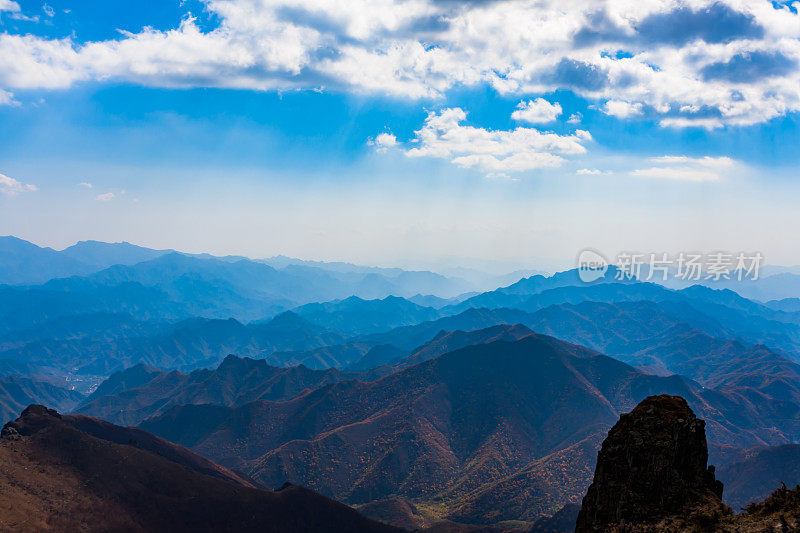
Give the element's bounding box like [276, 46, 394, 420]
[76, 355, 362, 426]
[0, 236, 477, 300]
[0, 238, 489, 337]
[293, 295, 440, 335]
[0, 236, 174, 285]
[75, 325, 540, 426]
[0, 312, 346, 375]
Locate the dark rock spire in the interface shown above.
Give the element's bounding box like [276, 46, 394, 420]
[575, 395, 727, 532]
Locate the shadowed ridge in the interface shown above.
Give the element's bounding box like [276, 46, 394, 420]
[0, 405, 402, 532]
[60, 413, 259, 487]
[399, 323, 535, 368]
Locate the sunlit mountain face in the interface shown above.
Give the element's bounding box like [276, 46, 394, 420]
[2, 1, 800, 531]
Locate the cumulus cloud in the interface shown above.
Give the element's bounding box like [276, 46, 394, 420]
[404, 107, 591, 174]
[604, 100, 643, 118]
[511, 98, 562, 124]
[368, 132, 398, 151]
[78, 181, 93, 188]
[0, 89, 17, 106]
[0, 173, 36, 195]
[577, 168, 612, 175]
[0, 1, 799, 126]
[0, 0, 20, 13]
[96, 192, 115, 202]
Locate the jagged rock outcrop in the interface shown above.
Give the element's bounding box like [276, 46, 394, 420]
[575, 395, 729, 532]
[575, 395, 800, 532]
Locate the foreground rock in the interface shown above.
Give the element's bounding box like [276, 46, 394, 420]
[576, 395, 800, 532]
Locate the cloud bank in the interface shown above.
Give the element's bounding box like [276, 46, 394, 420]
[1, 1, 800, 128]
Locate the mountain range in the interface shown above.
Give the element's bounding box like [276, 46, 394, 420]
[6, 235, 800, 529]
[0, 235, 476, 303]
[131, 333, 798, 527]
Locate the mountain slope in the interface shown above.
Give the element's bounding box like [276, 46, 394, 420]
[0, 405, 399, 532]
[398, 323, 535, 368]
[354, 307, 535, 351]
[76, 355, 360, 426]
[450, 280, 800, 357]
[717, 444, 800, 511]
[0, 282, 185, 335]
[0, 377, 84, 424]
[139, 334, 792, 526]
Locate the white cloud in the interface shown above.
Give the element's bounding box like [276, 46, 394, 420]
[511, 98, 562, 124]
[0, 1, 799, 127]
[0, 89, 16, 106]
[631, 153, 738, 182]
[78, 181, 93, 188]
[96, 192, 115, 202]
[631, 167, 721, 182]
[368, 132, 397, 152]
[604, 101, 643, 119]
[650, 156, 736, 168]
[567, 113, 582, 124]
[0, 0, 20, 13]
[577, 168, 612, 175]
[0, 173, 36, 195]
[659, 117, 725, 130]
[484, 172, 519, 181]
[404, 107, 591, 174]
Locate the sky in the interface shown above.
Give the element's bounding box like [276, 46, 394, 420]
[1, 0, 800, 272]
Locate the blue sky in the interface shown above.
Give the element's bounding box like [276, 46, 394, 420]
[2, 0, 800, 271]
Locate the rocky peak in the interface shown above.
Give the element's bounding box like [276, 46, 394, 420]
[1, 404, 62, 439]
[575, 395, 727, 532]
